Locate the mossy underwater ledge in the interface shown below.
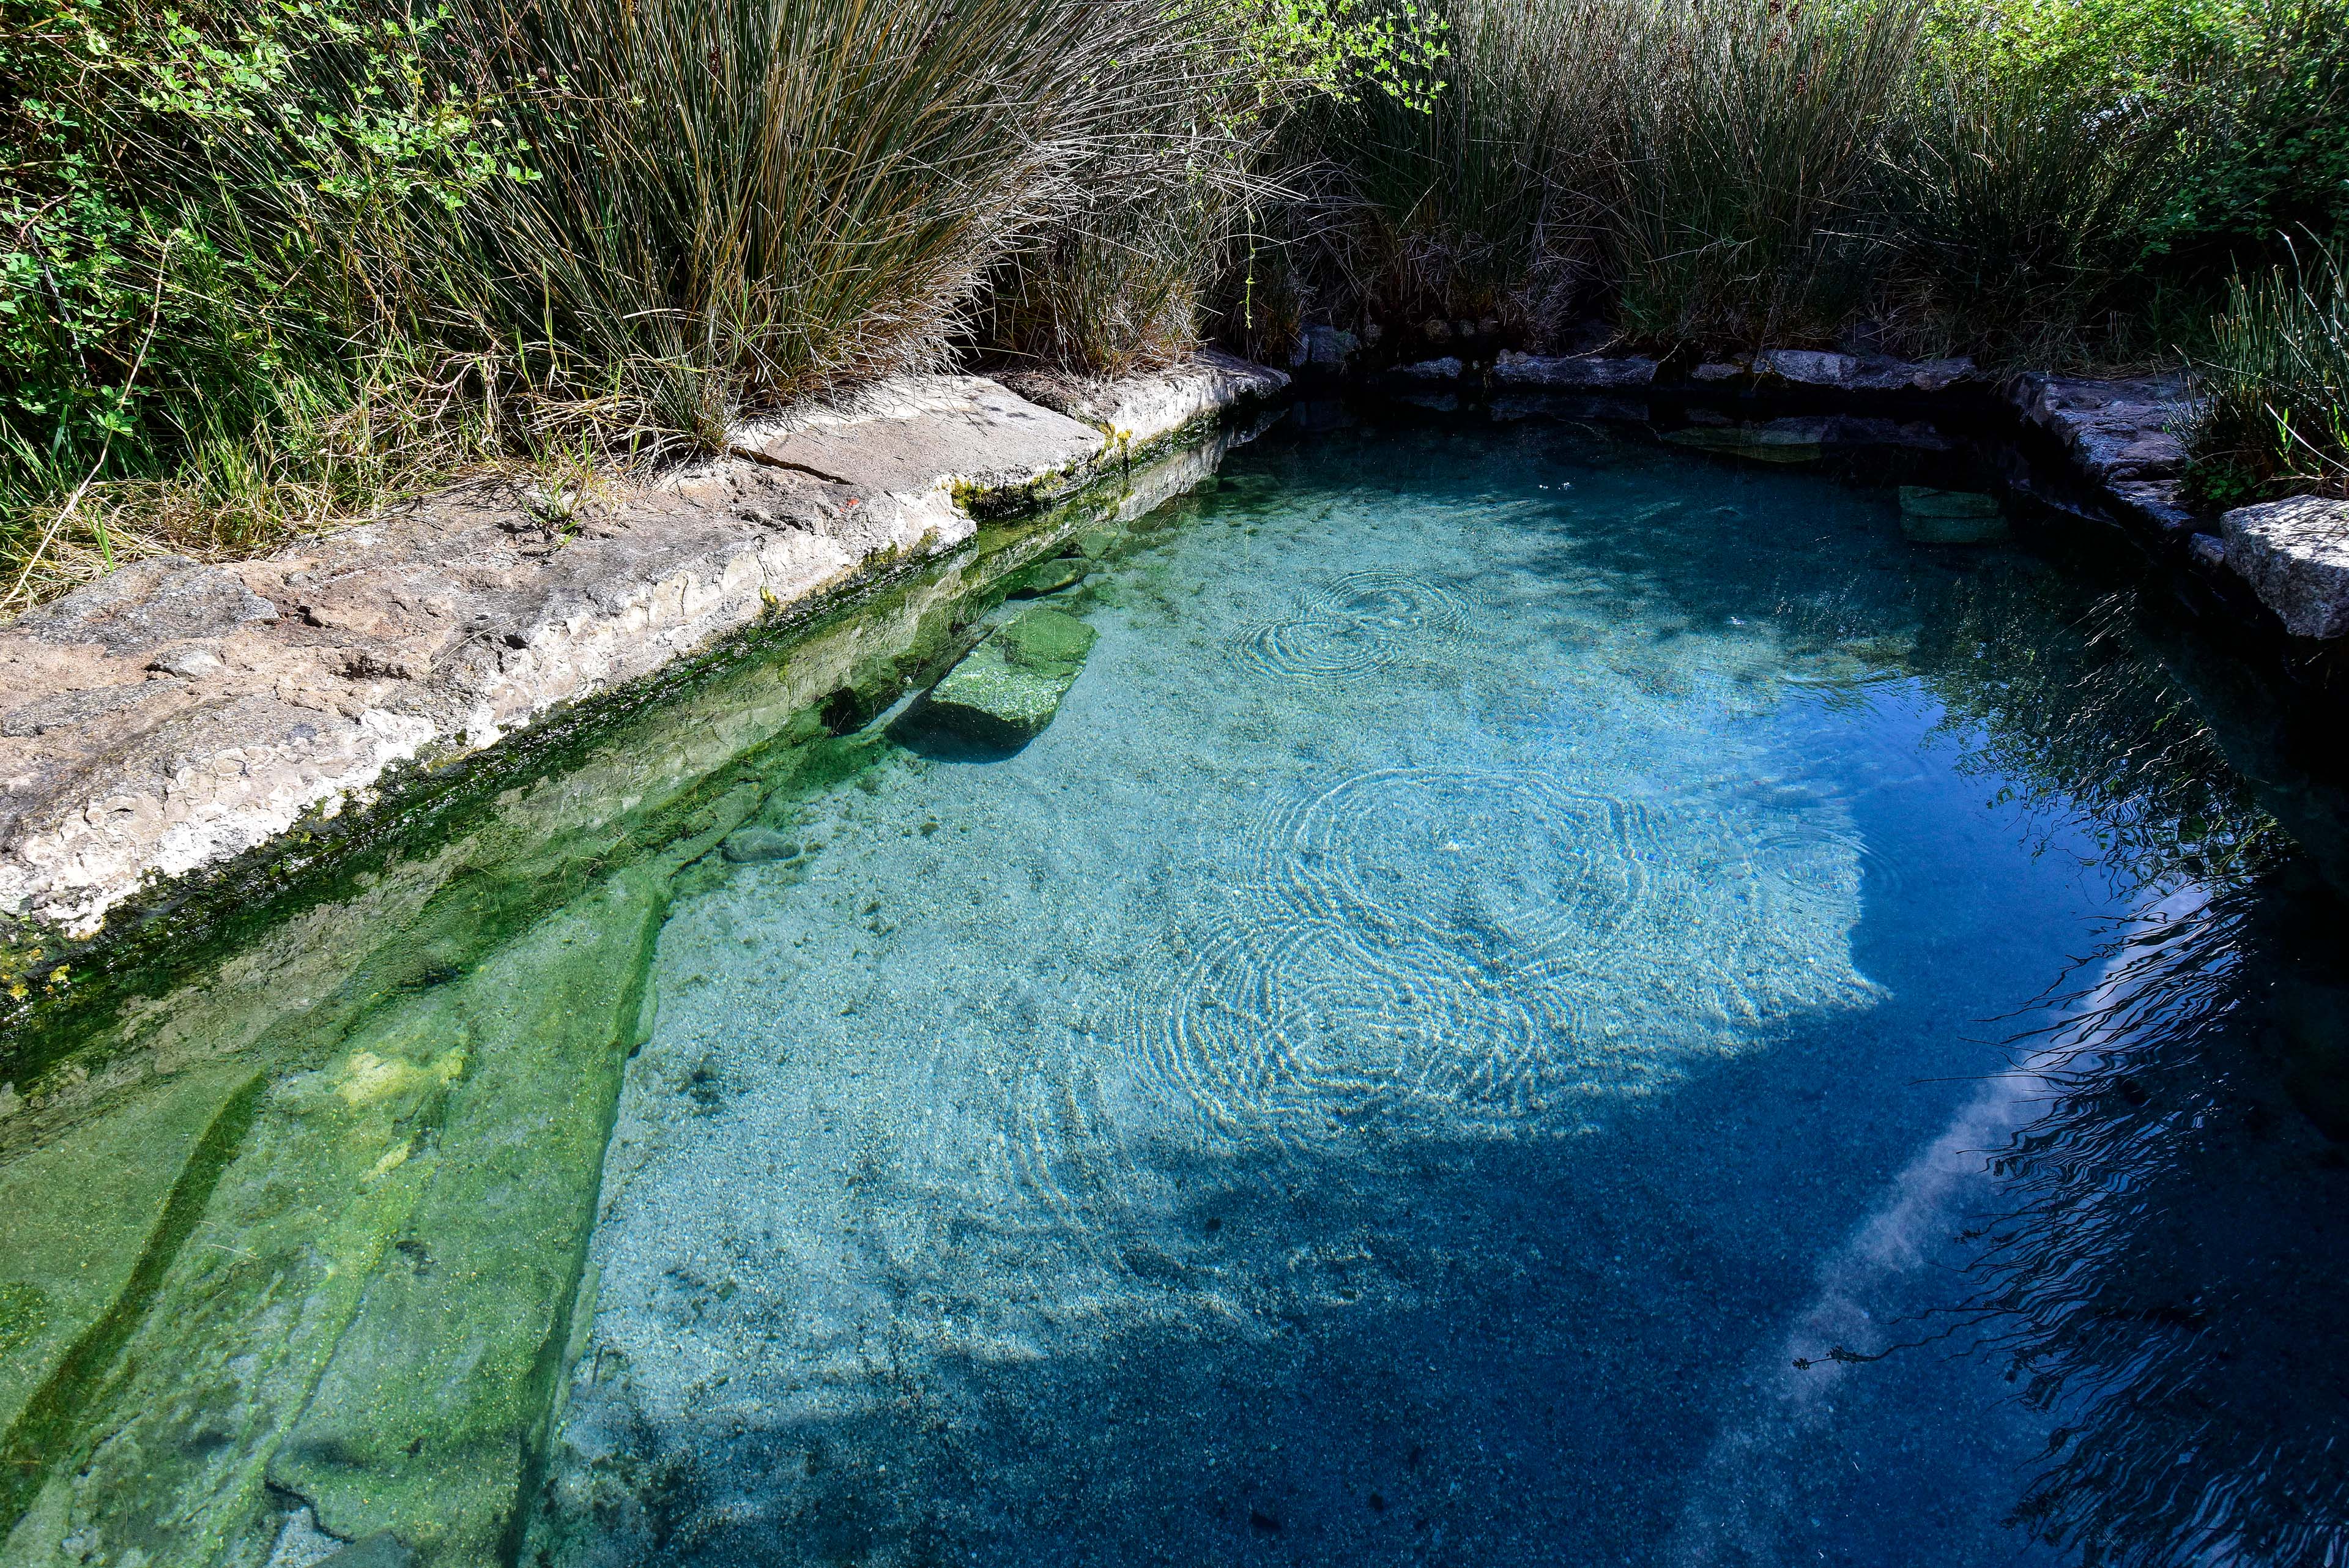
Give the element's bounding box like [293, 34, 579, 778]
[0, 393, 1272, 1566]
[0, 355, 1285, 951]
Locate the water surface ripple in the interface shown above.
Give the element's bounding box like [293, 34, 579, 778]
[536, 419, 2347, 1568]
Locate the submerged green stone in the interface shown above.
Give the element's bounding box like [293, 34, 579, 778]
[268, 871, 664, 1563]
[1005, 554, 1089, 598]
[923, 607, 1099, 744]
[1899, 486, 2008, 543]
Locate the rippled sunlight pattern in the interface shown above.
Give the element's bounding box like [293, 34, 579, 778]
[532, 418, 2243, 1567]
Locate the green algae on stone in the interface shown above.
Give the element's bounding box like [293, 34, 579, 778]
[922, 608, 1099, 745]
[1899, 486, 2009, 544]
[1004, 554, 1089, 598]
[267, 869, 666, 1566]
[0, 1058, 265, 1529]
[2, 1019, 453, 1567]
[0, 872, 664, 1568]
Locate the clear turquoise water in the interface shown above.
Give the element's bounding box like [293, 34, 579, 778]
[7, 411, 2342, 1567]
[532, 416, 2347, 1564]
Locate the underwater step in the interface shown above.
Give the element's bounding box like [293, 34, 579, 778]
[1899, 486, 2009, 544]
[1003, 553, 1089, 598]
[919, 606, 1100, 747]
[267, 871, 664, 1564]
[1660, 420, 1825, 464]
[0, 870, 664, 1565]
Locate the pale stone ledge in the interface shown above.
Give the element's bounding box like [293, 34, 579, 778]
[2220, 494, 2349, 639]
[999, 349, 1290, 455]
[0, 358, 1283, 936]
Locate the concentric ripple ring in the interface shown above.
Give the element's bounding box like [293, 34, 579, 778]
[1238, 570, 1472, 683]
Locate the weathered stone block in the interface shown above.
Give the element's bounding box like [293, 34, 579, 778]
[2, 356, 1278, 935]
[1753, 349, 1978, 392]
[2220, 495, 2349, 638]
[922, 607, 1099, 745]
[1292, 325, 1360, 371]
[1001, 349, 1287, 450]
[1492, 350, 1658, 389]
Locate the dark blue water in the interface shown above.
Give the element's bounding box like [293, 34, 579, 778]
[535, 418, 2349, 1566]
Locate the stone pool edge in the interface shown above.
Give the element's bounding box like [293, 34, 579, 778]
[1354, 344, 2349, 649]
[0, 352, 1287, 945]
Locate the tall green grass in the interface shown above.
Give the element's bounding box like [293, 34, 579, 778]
[7, 0, 2346, 607]
[2188, 238, 2349, 501]
[1612, 0, 1924, 345]
[1287, 0, 2341, 361]
[1294, 0, 1930, 349]
[1305, 0, 1608, 342]
[3, 0, 1304, 603]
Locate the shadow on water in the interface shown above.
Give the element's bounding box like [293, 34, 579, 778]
[1945, 875, 2349, 1568]
[885, 706, 1034, 765]
[1387, 401, 2349, 1567]
[1464, 404, 2349, 1566]
[554, 984, 2047, 1566]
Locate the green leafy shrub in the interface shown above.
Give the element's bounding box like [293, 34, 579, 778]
[2113, 0, 2349, 273]
[1887, 16, 2196, 351]
[2, 0, 543, 601]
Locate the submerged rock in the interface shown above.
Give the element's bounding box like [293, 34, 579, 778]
[2220, 494, 2349, 638]
[1005, 554, 1089, 598]
[721, 827, 798, 863]
[261, 873, 666, 1563]
[923, 608, 1099, 745]
[1899, 486, 2009, 544]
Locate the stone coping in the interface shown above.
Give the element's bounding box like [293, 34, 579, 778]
[0, 354, 1286, 938]
[11, 332, 2343, 942]
[1374, 346, 2349, 648]
[1397, 347, 2199, 525]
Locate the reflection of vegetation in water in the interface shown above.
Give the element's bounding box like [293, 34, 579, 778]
[1893, 554, 2345, 1565]
[1914, 585, 2284, 898]
[1745, 518, 2342, 1566]
[1967, 881, 2349, 1568]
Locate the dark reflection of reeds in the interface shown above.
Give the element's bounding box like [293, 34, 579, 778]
[1957, 880, 2349, 1568]
[1885, 568, 2349, 1567]
[1917, 588, 2287, 899]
